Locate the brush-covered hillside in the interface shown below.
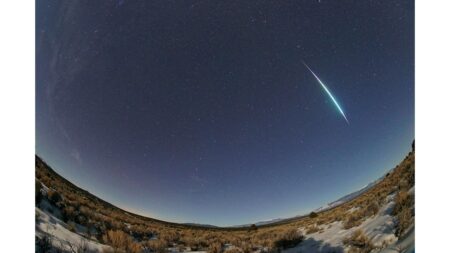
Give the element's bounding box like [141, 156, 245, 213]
[36, 147, 414, 253]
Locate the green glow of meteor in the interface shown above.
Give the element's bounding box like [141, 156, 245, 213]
[303, 62, 349, 124]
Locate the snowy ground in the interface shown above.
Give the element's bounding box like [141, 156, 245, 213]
[284, 190, 412, 253]
[36, 207, 111, 253]
[168, 247, 207, 253]
[36, 205, 208, 253]
[36, 187, 413, 253]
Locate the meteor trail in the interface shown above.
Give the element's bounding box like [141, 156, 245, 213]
[303, 61, 349, 124]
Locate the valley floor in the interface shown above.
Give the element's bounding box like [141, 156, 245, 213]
[36, 186, 414, 253]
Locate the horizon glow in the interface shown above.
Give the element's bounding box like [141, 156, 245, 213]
[36, 0, 414, 226]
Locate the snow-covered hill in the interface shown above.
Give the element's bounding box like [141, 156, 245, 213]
[315, 175, 386, 212]
[36, 206, 111, 253]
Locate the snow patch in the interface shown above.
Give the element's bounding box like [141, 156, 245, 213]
[36, 207, 111, 253]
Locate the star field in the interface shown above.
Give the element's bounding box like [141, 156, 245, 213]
[36, 0, 414, 226]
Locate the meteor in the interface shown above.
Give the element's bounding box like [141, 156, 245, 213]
[302, 61, 349, 124]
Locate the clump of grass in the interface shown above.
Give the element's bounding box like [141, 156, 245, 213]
[47, 189, 62, 204]
[343, 210, 364, 229]
[273, 228, 304, 250]
[67, 221, 76, 232]
[364, 201, 380, 217]
[343, 229, 373, 253]
[145, 239, 168, 253]
[102, 230, 141, 253]
[396, 208, 412, 237]
[309, 212, 318, 218]
[305, 224, 320, 234]
[208, 242, 223, 253]
[393, 190, 414, 237]
[343, 199, 381, 229]
[393, 190, 412, 216]
[225, 248, 242, 253]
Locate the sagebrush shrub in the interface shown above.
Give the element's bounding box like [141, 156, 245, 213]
[35, 180, 43, 204]
[393, 190, 412, 215]
[396, 207, 412, 237]
[309, 212, 318, 218]
[208, 242, 223, 253]
[47, 189, 62, 204]
[102, 229, 141, 253]
[343, 229, 373, 253]
[146, 239, 168, 253]
[273, 228, 303, 249]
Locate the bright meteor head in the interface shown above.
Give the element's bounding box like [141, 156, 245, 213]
[303, 61, 349, 124]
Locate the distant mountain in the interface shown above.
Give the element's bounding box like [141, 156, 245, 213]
[314, 174, 387, 212]
[36, 154, 392, 229]
[231, 218, 285, 228]
[233, 172, 390, 228]
[254, 218, 285, 226]
[182, 223, 218, 228]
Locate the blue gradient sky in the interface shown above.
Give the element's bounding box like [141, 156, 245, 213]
[36, 0, 414, 226]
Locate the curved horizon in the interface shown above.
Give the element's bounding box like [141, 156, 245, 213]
[36, 146, 410, 227]
[36, 1, 414, 227]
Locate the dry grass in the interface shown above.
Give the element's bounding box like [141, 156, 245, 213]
[343, 229, 374, 253]
[47, 189, 62, 204]
[305, 224, 320, 234]
[343, 210, 365, 229]
[272, 228, 304, 250]
[145, 239, 168, 253]
[35, 147, 415, 252]
[396, 207, 412, 237]
[208, 242, 223, 253]
[102, 230, 141, 253]
[393, 190, 414, 237]
[393, 191, 412, 216]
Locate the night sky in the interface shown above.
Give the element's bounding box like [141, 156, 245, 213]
[36, 0, 414, 226]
